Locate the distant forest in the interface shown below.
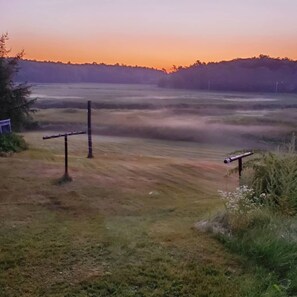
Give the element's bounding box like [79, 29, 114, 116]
[159, 56, 297, 93]
[15, 56, 297, 93]
[16, 60, 165, 84]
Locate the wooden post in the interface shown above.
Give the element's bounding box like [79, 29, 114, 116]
[224, 151, 253, 181]
[87, 100, 93, 158]
[64, 135, 69, 179]
[238, 158, 243, 178]
[43, 131, 86, 182]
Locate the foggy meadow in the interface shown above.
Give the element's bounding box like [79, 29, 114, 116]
[33, 83, 296, 149]
[2, 0, 297, 294]
[1, 79, 297, 296]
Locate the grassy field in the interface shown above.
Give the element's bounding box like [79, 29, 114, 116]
[1, 84, 297, 296]
[0, 132, 289, 297]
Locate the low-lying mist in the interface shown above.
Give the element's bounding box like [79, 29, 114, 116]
[32, 83, 297, 150]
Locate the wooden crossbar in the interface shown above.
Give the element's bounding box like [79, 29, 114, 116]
[43, 131, 86, 140]
[224, 152, 253, 164]
[224, 151, 253, 179]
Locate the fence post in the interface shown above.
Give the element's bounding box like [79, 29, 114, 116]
[64, 135, 69, 179]
[224, 151, 253, 180]
[87, 100, 93, 158]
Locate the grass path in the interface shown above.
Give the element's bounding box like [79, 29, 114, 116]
[0, 133, 269, 296]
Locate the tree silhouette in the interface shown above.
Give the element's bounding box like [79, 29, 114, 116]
[160, 56, 297, 93]
[0, 33, 36, 131]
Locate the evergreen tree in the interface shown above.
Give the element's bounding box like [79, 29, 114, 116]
[0, 33, 36, 131]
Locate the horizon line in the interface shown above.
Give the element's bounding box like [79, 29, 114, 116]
[15, 54, 297, 73]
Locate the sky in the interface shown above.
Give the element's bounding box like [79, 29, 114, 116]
[1, 0, 297, 70]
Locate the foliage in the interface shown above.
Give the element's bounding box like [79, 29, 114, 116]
[220, 214, 297, 297]
[160, 55, 297, 93]
[251, 136, 297, 215]
[0, 133, 27, 153]
[219, 186, 264, 214]
[225, 136, 297, 215]
[218, 186, 268, 233]
[15, 59, 166, 84]
[216, 185, 297, 296]
[214, 136, 297, 296]
[0, 33, 36, 131]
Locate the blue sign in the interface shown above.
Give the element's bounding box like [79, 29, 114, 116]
[0, 119, 12, 134]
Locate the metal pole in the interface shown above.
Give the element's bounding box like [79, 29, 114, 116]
[87, 100, 93, 158]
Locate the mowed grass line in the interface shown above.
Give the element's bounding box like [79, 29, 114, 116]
[0, 133, 273, 296]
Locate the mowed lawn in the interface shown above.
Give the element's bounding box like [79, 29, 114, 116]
[0, 133, 268, 296]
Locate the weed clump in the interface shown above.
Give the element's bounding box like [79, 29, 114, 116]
[251, 153, 297, 215]
[0, 133, 28, 154]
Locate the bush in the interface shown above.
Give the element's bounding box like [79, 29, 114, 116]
[0, 133, 28, 153]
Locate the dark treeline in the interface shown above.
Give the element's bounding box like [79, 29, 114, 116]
[15, 59, 166, 84]
[159, 56, 297, 93]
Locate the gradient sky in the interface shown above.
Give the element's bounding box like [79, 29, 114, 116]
[1, 0, 297, 70]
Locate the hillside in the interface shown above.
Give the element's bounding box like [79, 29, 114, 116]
[15, 59, 166, 84]
[159, 56, 297, 93]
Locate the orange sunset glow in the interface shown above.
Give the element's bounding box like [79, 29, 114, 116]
[2, 0, 297, 70]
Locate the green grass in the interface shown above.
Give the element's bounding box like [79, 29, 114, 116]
[251, 149, 297, 215]
[211, 144, 297, 297]
[219, 213, 297, 296]
[0, 132, 282, 297]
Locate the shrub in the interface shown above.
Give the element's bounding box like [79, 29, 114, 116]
[0, 133, 28, 153]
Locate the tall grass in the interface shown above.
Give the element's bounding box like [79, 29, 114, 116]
[220, 214, 297, 296]
[213, 135, 297, 296]
[251, 134, 297, 215]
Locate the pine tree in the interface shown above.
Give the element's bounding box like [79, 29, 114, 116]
[0, 33, 36, 131]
